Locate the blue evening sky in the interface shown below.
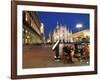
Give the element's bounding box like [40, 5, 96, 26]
[37, 12, 90, 37]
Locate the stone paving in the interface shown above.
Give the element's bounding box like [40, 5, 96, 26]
[23, 45, 89, 69]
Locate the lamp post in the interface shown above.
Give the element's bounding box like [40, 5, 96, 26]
[76, 23, 83, 43]
[76, 23, 83, 32]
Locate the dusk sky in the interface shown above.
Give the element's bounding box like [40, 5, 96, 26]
[37, 12, 90, 37]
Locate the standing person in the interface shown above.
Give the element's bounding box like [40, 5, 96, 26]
[62, 45, 73, 63]
[68, 45, 73, 63]
[70, 45, 75, 63]
[59, 43, 64, 58]
[74, 43, 78, 55]
[52, 40, 60, 60]
[85, 44, 90, 62]
[81, 45, 86, 60]
[62, 45, 68, 63]
[74, 43, 82, 62]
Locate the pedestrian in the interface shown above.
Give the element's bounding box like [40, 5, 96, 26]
[52, 40, 60, 61]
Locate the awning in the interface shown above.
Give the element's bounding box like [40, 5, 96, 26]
[68, 32, 84, 38]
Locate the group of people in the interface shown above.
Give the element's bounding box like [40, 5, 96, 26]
[62, 43, 89, 63]
[52, 40, 90, 64]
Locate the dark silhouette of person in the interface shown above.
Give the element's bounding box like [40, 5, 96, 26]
[63, 45, 73, 63]
[52, 40, 60, 59]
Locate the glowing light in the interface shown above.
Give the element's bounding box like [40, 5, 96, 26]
[76, 24, 83, 28]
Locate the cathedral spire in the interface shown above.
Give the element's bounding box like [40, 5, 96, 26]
[56, 21, 59, 29]
[57, 21, 59, 26]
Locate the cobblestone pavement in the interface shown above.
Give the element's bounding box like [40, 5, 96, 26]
[23, 45, 89, 69]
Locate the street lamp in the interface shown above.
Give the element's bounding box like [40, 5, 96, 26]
[76, 23, 83, 43]
[76, 23, 83, 32]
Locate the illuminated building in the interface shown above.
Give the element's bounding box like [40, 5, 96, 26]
[40, 23, 45, 43]
[69, 29, 90, 43]
[52, 22, 72, 43]
[23, 11, 42, 44]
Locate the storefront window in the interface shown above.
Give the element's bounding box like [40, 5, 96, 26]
[25, 30, 27, 33]
[25, 39, 27, 44]
[25, 12, 29, 22]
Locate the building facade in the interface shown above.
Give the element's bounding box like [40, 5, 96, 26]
[23, 11, 43, 45]
[49, 22, 72, 43]
[69, 29, 90, 43]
